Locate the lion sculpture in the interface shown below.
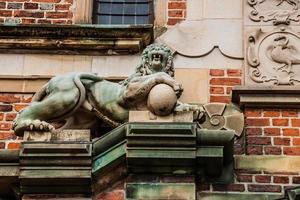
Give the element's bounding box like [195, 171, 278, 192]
[13, 44, 203, 136]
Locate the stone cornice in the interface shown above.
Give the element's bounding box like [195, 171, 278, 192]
[232, 86, 300, 109]
[0, 24, 153, 55]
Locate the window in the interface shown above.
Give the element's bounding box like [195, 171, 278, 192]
[93, 0, 154, 25]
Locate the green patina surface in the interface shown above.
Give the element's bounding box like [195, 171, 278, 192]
[92, 142, 126, 175]
[126, 183, 195, 200]
[199, 193, 283, 200]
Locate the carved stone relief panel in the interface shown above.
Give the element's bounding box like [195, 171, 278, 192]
[245, 0, 300, 26]
[245, 26, 300, 86]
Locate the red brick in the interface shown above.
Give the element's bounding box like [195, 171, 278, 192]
[291, 119, 300, 127]
[209, 78, 241, 86]
[210, 87, 224, 94]
[246, 118, 269, 126]
[227, 69, 241, 77]
[246, 128, 262, 136]
[21, 95, 33, 103]
[198, 184, 210, 191]
[226, 87, 233, 95]
[0, 2, 6, 9]
[7, 142, 20, 149]
[213, 184, 245, 192]
[274, 137, 290, 146]
[210, 69, 224, 76]
[282, 110, 298, 117]
[0, 142, 4, 149]
[246, 146, 263, 155]
[264, 146, 282, 155]
[96, 190, 124, 200]
[293, 138, 300, 145]
[263, 110, 280, 117]
[264, 128, 280, 136]
[24, 2, 38, 9]
[0, 113, 3, 121]
[168, 2, 186, 9]
[46, 11, 72, 18]
[168, 10, 183, 17]
[0, 10, 12, 17]
[248, 184, 281, 193]
[32, 0, 61, 2]
[0, 122, 12, 131]
[245, 109, 261, 117]
[14, 104, 28, 112]
[14, 10, 44, 18]
[55, 4, 71, 10]
[0, 131, 16, 140]
[22, 18, 35, 24]
[283, 147, 300, 155]
[0, 105, 12, 112]
[236, 174, 252, 182]
[210, 96, 231, 104]
[167, 18, 183, 25]
[5, 113, 17, 121]
[292, 176, 300, 184]
[37, 19, 51, 24]
[247, 137, 271, 145]
[273, 176, 289, 184]
[255, 175, 271, 183]
[282, 128, 299, 136]
[272, 119, 289, 126]
[0, 95, 20, 103]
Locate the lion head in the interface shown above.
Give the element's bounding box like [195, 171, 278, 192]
[136, 43, 174, 77]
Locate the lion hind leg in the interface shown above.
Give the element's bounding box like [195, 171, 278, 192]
[13, 88, 80, 136]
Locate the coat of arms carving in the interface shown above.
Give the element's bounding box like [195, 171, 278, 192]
[247, 0, 300, 25]
[246, 27, 300, 85]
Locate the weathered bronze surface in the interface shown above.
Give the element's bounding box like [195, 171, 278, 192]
[13, 44, 205, 136]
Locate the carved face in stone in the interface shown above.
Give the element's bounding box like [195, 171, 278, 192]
[136, 44, 174, 77]
[148, 48, 169, 72]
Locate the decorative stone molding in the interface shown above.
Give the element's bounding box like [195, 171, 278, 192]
[0, 24, 153, 55]
[246, 26, 300, 86]
[158, 20, 243, 58]
[232, 86, 300, 108]
[246, 0, 300, 25]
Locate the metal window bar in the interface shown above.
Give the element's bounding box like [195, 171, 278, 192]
[93, 0, 154, 25]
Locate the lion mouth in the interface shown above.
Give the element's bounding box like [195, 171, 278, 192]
[152, 54, 162, 63]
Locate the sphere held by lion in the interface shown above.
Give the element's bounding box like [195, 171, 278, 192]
[147, 84, 177, 116]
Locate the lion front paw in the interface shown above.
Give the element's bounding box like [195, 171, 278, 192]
[13, 119, 55, 136]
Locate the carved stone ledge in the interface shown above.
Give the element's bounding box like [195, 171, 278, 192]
[232, 86, 300, 109]
[0, 24, 153, 55]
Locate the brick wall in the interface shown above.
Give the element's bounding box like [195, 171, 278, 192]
[209, 69, 242, 104]
[245, 109, 300, 156]
[167, 0, 186, 26]
[0, 0, 73, 25]
[0, 93, 32, 149]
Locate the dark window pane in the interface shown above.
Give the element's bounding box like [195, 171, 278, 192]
[111, 15, 123, 24]
[124, 3, 135, 15]
[99, 15, 110, 24]
[136, 3, 148, 15]
[99, 3, 110, 14]
[93, 0, 153, 24]
[136, 16, 148, 24]
[124, 16, 135, 24]
[111, 3, 123, 14]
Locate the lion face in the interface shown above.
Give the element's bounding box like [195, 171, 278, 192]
[136, 44, 174, 77]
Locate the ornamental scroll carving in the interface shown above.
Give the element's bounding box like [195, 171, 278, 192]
[246, 27, 300, 86]
[247, 0, 300, 25]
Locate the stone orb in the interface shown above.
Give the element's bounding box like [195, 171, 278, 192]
[147, 84, 177, 116]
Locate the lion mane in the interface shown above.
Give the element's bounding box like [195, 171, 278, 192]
[135, 43, 174, 77]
